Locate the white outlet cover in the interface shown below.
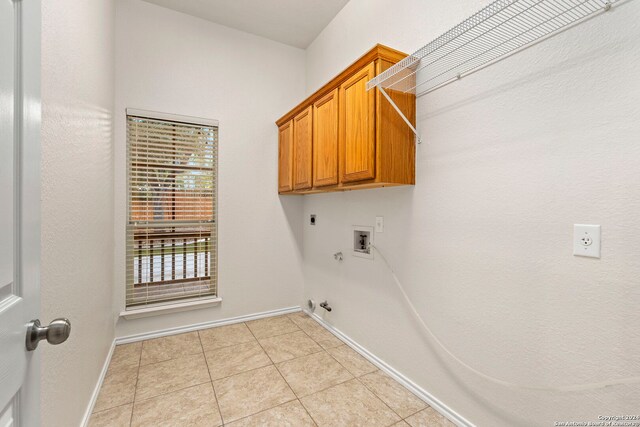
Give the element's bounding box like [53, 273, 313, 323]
[573, 224, 601, 258]
[375, 216, 384, 233]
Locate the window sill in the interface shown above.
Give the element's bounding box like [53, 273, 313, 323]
[119, 297, 222, 320]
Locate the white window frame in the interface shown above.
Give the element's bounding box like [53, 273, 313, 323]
[121, 108, 221, 319]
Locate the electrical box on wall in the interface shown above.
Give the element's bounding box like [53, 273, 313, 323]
[573, 224, 601, 258]
[352, 225, 374, 260]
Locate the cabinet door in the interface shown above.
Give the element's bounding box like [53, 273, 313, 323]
[313, 89, 339, 187]
[293, 106, 313, 190]
[339, 62, 376, 183]
[278, 120, 293, 192]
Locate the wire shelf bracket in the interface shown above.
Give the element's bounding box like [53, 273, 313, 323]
[366, 0, 617, 144]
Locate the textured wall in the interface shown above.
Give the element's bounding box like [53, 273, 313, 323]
[303, 0, 640, 425]
[40, 0, 116, 425]
[114, 0, 307, 337]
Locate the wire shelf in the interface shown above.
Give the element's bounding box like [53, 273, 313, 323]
[367, 0, 614, 97]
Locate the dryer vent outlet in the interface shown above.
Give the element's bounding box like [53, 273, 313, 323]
[307, 299, 316, 312]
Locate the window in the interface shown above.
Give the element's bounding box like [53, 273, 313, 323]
[126, 110, 218, 308]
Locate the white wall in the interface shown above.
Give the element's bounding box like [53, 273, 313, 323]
[303, 1, 640, 425]
[41, 0, 116, 426]
[114, 0, 307, 337]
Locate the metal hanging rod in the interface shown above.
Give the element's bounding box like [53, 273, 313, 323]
[367, 0, 616, 143]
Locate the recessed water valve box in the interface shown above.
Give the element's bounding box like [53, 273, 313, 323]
[352, 225, 374, 260]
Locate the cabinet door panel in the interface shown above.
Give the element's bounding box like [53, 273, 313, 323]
[313, 89, 339, 187]
[339, 62, 375, 183]
[278, 120, 293, 192]
[293, 106, 313, 190]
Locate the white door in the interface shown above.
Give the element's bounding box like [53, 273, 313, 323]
[0, 1, 43, 425]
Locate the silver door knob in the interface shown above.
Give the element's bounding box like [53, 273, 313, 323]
[25, 318, 71, 351]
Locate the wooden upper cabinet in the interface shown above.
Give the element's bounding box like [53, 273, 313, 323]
[293, 106, 313, 190]
[339, 62, 376, 183]
[276, 44, 415, 195]
[313, 89, 339, 187]
[277, 120, 293, 193]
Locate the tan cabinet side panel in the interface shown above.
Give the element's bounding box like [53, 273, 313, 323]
[293, 106, 313, 190]
[376, 59, 416, 185]
[278, 120, 294, 192]
[339, 62, 376, 183]
[313, 89, 339, 187]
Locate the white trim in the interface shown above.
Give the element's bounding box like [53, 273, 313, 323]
[82, 306, 301, 426]
[125, 108, 219, 127]
[84, 305, 469, 427]
[116, 306, 301, 344]
[80, 340, 116, 427]
[306, 310, 474, 427]
[120, 297, 223, 320]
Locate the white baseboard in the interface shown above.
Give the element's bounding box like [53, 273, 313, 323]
[116, 306, 301, 344]
[81, 305, 469, 427]
[82, 306, 301, 426]
[307, 310, 474, 427]
[80, 339, 116, 427]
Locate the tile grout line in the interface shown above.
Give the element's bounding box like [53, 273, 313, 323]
[207, 359, 282, 385]
[365, 377, 430, 419]
[256, 331, 320, 427]
[137, 330, 204, 368]
[296, 373, 354, 400]
[197, 329, 225, 427]
[89, 314, 309, 425]
[291, 313, 402, 425]
[256, 329, 325, 364]
[221, 399, 318, 427]
[306, 313, 431, 414]
[111, 313, 408, 426]
[279, 322, 323, 427]
[320, 342, 407, 421]
[99, 314, 397, 426]
[89, 344, 141, 420]
[296, 398, 320, 427]
[276, 314, 357, 400]
[263, 333, 321, 400]
[402, 406, 428, 421]
[307, 313, 463, 425]
[304, 314, 426, 424]
[246, 317, 302, 340]
[127, 315, 370, 422]
[245, 320, 303, 423]
[278, 350, 356, 400]
[131, 328, 303, 386]
[200, 333, 344, 395]
[354, 376, 406, 423]
[323, 343, 366, 377]
[319, 334, 428, 421]
[89, 401, 132, 416]
[200, 327, 256, 353]
[129, 342, 143, 427]
[131, 380, 213, 406]
[290, 318, 343, 351]
[132, 335, 210, 406]
[101, 313, 437, 426]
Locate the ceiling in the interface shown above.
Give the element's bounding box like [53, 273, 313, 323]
[141, 0, 350, 48]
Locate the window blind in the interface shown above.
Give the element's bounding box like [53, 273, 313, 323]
[126, 113, 218, 308]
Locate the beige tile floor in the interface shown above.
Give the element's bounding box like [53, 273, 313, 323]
[89, 312, 455, 427]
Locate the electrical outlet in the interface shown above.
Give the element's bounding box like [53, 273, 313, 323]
[573, 224, 601, 258]
[310, 214, 316, 226]
[375, 216, 384, 233]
